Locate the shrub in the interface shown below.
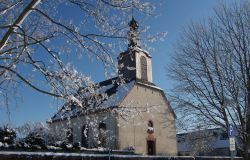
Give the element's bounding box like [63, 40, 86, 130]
[0, 126, 16, 148]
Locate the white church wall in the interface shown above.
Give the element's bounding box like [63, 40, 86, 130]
[117, 83, 177, 155]
[49, 112, 118, 149]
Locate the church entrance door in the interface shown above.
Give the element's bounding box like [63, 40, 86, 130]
[147, 139, 156, 155]
[81, 125, 88, 148]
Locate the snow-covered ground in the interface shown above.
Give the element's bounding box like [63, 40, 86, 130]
[0, 151, 182, 158]
[0, 151, 243, 160]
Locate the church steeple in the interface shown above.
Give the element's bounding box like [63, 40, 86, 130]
[118, 18, 153, 83]
[128, 17, 140, 48]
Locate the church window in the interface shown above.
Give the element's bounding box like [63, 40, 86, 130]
[148, 120, 154, 127]
[66, 128, 73, 143]
[141, 56, 148, 81]
[99, 122, 107, 130]
[147, 120, 154, 134]
[82, 125, 89, 148]
[98, 122, 107, 147]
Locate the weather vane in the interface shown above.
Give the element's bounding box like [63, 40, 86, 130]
[131, 1, 134, 19]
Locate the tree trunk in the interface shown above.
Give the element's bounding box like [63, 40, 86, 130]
[245, 96, 250, 157]
[244, 60, 250, 159]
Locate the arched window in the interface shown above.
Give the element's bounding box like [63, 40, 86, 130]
[99, 122, 106, 130]
[148, 120, 154, 127]
[141, 56, 148, 81]
[81, 125, 88, 148]
[66, 128, 73, 143]
[98, 122, 107, 147]
[147, 120, 154, 134]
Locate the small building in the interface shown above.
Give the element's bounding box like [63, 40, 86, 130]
[48, 18, 177, 156]
[177, 127, 240, 156]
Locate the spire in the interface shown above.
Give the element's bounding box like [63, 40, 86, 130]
[128, 17, 140, 48]
[128, 17, 139, 30]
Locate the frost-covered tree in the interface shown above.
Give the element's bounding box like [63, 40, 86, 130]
[23, 131, 46, 150]
[169, 1, 250, 158]
[0, 0, 154, 107]
[17, 122, 47, 138]
[16, 122, 67, 150]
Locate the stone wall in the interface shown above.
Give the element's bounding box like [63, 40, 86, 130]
[0, 152, 243, 160]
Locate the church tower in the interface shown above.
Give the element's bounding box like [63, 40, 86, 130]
[118, 18, 153, 83]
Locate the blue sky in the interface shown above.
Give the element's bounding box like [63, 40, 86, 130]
[0, 0, 234, 127]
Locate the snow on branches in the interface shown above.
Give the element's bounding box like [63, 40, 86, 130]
[0, 0, 154, 108]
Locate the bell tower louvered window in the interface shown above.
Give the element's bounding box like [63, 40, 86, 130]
[141, 56, 148, 81]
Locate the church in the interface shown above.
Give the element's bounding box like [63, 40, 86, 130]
[48, 18, 177, 156]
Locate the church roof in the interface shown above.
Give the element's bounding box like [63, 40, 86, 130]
[49, 78, 176, 123]
[49, 77, 135, 122]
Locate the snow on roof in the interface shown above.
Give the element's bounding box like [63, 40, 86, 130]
[119, 46, 152, 58]
[136, 81, 163, 91]
[131, 46, 152, 58]
[50, 78, 135, 122]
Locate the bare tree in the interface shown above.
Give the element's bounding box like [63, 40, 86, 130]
[0, 0, 153, 106]
[169, 1, 250, 158]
